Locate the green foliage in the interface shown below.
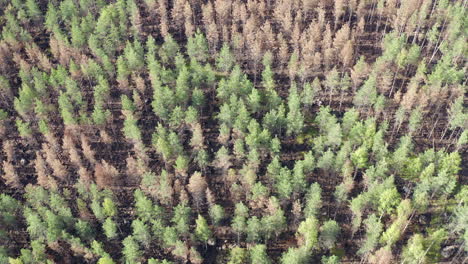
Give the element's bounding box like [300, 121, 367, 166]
[402, 234, 426, 264]
[15, 119, 32, 138]
[216, 43, 235, 72]
[75, 220, 94, 241]
[92, 240, 109, 258]
[97, 256, 116, 264]
[187, 30, 209, 63]
[93, 4, 124, 56]
[172, 203, 191, 237]
[297, 217, 319, 250]
[319, 220, 340, 250]
[304, 183, 322, 218]
[286, 84, 304, 136]
[246, 216, 262, 243]
[195, 215, 212, 243]
[0, 194, 21, 228]
[103, 218, 117, 239]
[351, 146, 368, 169]
[14, 83, 36, 116]
[209, 204, 225, 226]
[0, 109, 8, 121]
[250, 244, 270, 264]
[148, 259, 173, 264]
[262, 202, 287, 240]
[122, 236, 142, 263]
[228, 247, 247, 264]
[132, 219, 151, 247]
[357, 214, 382, 256]
[71, 18, 86, 48]
[102, 198, 117, 218]
[380, 200, 412, 247]
[275, 167, 293, 200]
[232, 203, 249, 241]
[159, 35, 180, 65]
[378, 187, 401, 216]
[124, 40, 144, 71]
[280, 246, 310, 264]
[175, 66, 190, 105]
[317, 149, 334, 172]
[301, 80, 317, 107]
[321, 255, 340, 264]
[353, 75, 377, 108]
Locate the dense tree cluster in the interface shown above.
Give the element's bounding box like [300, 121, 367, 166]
[0, 0, 466, 263]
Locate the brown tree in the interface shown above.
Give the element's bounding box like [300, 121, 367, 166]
[214, 0, 231, 26]
[63, 134, 82, 167]
[202, 1, 215, 27]
[351, 56, 369, 90]
[377, 68, 393, 94]
[231, 24, 245, 61]
[400, 77, 420, 111]
[206, 187, 216, 206]
[250, 37, 263, 82]
[2, 140, 14, 162]
[341, 40, 354, 68]
[179, 188, 190, 205]
[2, 160, 20, 188]
[77, 166, 93, 186]
[357, 17, 366, 34]
[323, 47, 335, 70]
[34, 152, 50, 188]
[312, 52, 323, 73]
[43, 143, 68, 183]
[81, 135, 96, 165]
[292, 199, 302, 227]
[335, 24, 352, 48]
[25, 43, 52, 71]
[190, 123, 205, 150]
[99, 129, 112, 144]
[261, 21, 275, 51]
[317, 3, 326, 28]
[44, 132, 61, 153]
[206, 22, 220, 53]
[189, 247, 204, 264]
[368, 247, 393, 264]
[221, 24, 230, 44]
[171, 0, 186, 31]
[188, 171, 208, 210]
[95, 160, 119, 188]
[184, 2, 195, 39]
[334, 0, 346, 27]
[158, 0, 169, 38]
[322, 24, 333, 50]
[277, 33, 290, 70]
[291, 21, 301, 50]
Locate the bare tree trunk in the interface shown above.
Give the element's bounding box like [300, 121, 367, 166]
[339, 91, 345, 111]
[428, 17, 448, 64]
[368, 0, 377, 24]
[389, 68, 399, 97]
[428, 114, 440, 139]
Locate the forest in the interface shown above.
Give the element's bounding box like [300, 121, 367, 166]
[0, 0, 466, 263]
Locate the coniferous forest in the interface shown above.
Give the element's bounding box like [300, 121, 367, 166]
[0, 0, 467, 263]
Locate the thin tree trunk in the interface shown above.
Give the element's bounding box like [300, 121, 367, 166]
[428, 114, 440, 139]
[381, 17, 390, 40]
[376, 10, 383, 34]
[339, 91, 345, 111]
[440, 125, 450, 141]
[368, 0, 377, 24]
[389, 68, 399, 97]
